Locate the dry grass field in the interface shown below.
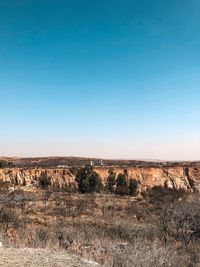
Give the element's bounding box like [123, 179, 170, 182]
[1, 185, 200, 266]
[0, 248, 99, 267]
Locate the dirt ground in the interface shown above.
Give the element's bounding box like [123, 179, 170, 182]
[0, 248, 100, 267]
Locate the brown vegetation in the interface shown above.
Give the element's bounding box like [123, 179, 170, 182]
[1, 163, 200, 266]
[1, 181, 200, 266]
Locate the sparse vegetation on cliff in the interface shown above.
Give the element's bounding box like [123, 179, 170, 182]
[75, 165, 102, 193]
[129, 178, 138, 196]
[39, 175, 52, 189]
[115, 172, 128, 195]
[74, 166, 138, 196]
[0, 160, 14, 169]
[106, 168, 116, 193]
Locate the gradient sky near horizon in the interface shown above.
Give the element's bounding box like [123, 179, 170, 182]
[0, 0, 200, 160]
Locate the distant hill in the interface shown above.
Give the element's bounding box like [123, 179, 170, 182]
[0, 156, 200, 168]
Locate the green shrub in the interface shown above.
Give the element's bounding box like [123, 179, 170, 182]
[129, 178, 138, 196]
[39, 176, 52, 189]
[107, 168, 116, 193]
[75, 165, 102, 193]
[115, 172, 128, 195]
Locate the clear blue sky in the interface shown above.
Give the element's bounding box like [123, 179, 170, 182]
[0, 0, 199, 160]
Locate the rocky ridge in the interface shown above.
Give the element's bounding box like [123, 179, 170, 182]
[0, 166, 200, 192]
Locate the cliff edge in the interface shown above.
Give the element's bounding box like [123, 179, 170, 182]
[0, 166, 200, 192]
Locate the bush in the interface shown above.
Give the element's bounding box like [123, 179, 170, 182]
[106, 168, 116, 193]
[158, 195, 200, 247]
[129, 178, 138, 196]
[115, 172, 128, 195]
[75, 165, 102, 193]
[39, 176, 51, 189]
[147, 186, 187, 205]
[0, 160, 14, 168]
[0, 207, 20, 230]
[0, 160, 7, 168]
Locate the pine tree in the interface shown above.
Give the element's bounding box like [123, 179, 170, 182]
[115, 172, 128, 195]
[107, 168, 116, 193]
[129, 178, 138, 196]
[75, 165, 102, 193]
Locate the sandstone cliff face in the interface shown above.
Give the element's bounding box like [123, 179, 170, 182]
[95, 167, 200, 192]
[0, 167, 200, 192]
[0, 168, 76, 189]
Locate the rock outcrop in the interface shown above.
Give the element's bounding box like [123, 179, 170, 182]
[0, 166, 200, 192]
[0, 168, 76, 189]
[95, 166, 200, 192]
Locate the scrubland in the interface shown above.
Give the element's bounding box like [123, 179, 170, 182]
[1, 183, 200, 267]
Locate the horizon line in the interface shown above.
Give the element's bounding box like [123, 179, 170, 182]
[0, 155, 200, 163]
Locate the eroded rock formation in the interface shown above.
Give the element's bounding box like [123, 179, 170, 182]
[0, 166, 200, 192]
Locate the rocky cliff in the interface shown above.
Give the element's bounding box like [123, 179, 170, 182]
[1, 166, 200, 192]
[96, 166, 200, 192]
[0, 168, 75, 189]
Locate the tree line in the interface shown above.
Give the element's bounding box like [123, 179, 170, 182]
[0, 160, 14, 168]
[75, 165, 138, 196]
